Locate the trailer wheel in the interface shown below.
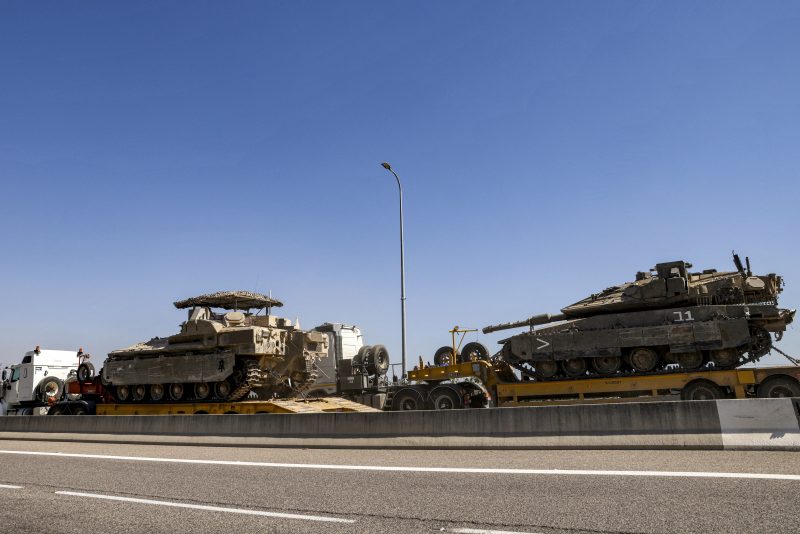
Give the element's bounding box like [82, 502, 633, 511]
[434, 346, 458, 366]
[757, 376, 800, 398]
[461, 342, 489, 361]
[38, 377, 63, 403]
[392, 388, 425, 411]
[681, 380, 725, 400]
[77, 362, 95, 382]
[48, 405, 64, 415]
[429, 386, 463, 410]
[72, 404, 88, 416]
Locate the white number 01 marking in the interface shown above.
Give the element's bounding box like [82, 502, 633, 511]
[673, 310, 694, 322]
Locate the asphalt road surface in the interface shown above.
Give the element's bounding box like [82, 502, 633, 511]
[0, 439, 798, 533]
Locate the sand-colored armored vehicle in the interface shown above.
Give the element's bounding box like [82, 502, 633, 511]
[483, 254, 795, 379]
[103, 291, 328, 403]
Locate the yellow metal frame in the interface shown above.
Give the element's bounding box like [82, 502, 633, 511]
[96, 397, 380, 415]
[497, 369, 757, 406]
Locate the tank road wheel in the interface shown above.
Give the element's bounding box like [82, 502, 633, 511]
[710, 349, 739, 369]
[168, 383, 184, 401]
[561, 358, 587, 378]
[681, 380, 725, 400]
[194, 382, 211, 401]
[392, 388, 425, 411]
[433, 346, 458, 366]
[534, 360, 559, 379]
[628, 348, 659, 373]
[592, 356, 621, 375]
[461, 342, 490, 362]
[757, 377, 800, 398]
[429, 386, 463, 410]
[213, 380, 233, 400]
[149, 384, 165, 402]
[676, 351, 704, 370]
[115, 385, 130, 402]
[131, 384, 146, 402]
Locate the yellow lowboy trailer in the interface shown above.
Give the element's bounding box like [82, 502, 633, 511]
[406, 361, 800, 408]
[53, 397, 380, 416]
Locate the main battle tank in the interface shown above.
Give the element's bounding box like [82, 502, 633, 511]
[102, 291, 329, 403]
[483, 254, 795, 379]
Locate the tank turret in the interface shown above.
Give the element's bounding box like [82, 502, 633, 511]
[102, 291, 328, 403]
[485, 254, 794, 380]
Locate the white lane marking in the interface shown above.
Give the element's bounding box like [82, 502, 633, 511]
[453, 529, 542, 534]
[1, 450, 799, 481]
[55, 491, 354, 523]
[0, 484, 23, 489]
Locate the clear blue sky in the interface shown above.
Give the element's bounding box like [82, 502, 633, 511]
[1, 1, 798, 370]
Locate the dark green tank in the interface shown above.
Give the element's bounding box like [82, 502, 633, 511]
[483, 254, 795, 379]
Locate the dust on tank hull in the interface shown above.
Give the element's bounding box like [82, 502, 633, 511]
[483, 254, 795, 380]
[103, 291, 328, 403]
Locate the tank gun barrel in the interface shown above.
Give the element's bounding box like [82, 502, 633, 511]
[482, 313, 566, 334]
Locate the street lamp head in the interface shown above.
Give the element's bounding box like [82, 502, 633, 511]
[380, 162, 392, 170]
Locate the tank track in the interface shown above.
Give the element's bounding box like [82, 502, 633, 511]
[504, 337, 777, 383]
[226, 360, 263, 402]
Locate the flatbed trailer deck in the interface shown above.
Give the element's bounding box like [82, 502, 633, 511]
[406, 361, 800, 408]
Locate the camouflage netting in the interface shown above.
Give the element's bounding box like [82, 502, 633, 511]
[173, 291, 284, 310]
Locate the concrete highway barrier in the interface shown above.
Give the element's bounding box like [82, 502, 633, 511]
[0, 398, 797, 450]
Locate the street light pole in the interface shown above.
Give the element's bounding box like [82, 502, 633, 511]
[380, 162, 407, 379]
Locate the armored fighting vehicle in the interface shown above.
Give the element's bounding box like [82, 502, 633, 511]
[483, 254, 795, 379]
[102, 291, 329, 403]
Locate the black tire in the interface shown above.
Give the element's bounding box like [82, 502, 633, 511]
[48, 405, 64, 415]
[369, 345, 390, 375]
[72, 404, 88, 416]
[429, 386, 463, 410]
[77, 362, 95, 382]
[392, 388, 425, 411]
[681, 380, 725, 401]
[353, 346, 371, 371]
[433, 346, 458, 366]
[757, 376, 800, 398]
[461, 342, 489, 362]
[38, 376, 64, 403]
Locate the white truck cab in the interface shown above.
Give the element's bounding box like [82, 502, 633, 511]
[308, 323, 365, 396]
[0, 347, 81, 415]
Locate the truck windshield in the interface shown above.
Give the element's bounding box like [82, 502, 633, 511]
[10, 368, 20, 382]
